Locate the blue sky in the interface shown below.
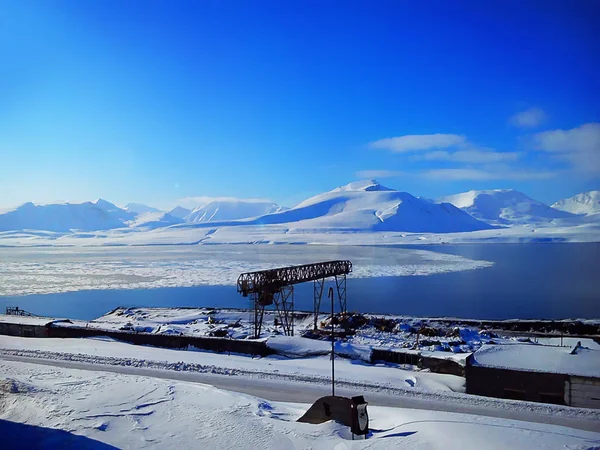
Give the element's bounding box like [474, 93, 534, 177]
[1, 0, 598, 209]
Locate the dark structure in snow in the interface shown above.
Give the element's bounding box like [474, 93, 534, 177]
[237, 260, 352, 338]
[466, 344, 600, 409]
[297, 395, 369, 437]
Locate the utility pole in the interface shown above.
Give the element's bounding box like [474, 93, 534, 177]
[328, 287, 335, 397]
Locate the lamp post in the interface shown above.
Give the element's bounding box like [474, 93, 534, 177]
[328, 286, 335, 397]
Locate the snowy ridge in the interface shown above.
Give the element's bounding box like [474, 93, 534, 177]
[0, 200, 133, 232]
[439, 189, 577, 226]
[224, 180, 494, 233]
[124, 202, 160, 215]
[184, 199, 283, 223]
[168, 205, 192, 219]
[127, 211, 184, 229]
[552, 190, 600, 216]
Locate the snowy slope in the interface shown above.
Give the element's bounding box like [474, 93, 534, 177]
[552, 190, 600, 216]
[184, 199, 283, 223]
[128, 211, 184, 229]
[92, 198, 135, 222]
[0, 200, 133, 232]
[439, 189, 576, 226]
[3, 360, 598, 450]
[124, 202, 161, 215]
[167, 205, 192, 219]
[245, 180, 493, 233]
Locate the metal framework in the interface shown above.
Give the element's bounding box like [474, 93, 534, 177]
[5, 306, 35, 317]
[237, 260, 352, 338]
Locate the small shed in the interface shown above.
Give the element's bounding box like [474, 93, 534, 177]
[466, 343, 600, 409]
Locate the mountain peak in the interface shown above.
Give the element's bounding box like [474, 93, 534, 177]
[93, 198, 117, 209]
[168, 206, 192, 219]
[439, 189, 575, 225]
[16, 202, 35, 210]
[333, 179, 394, 193]
[552, 190, 600, 215]
[124, 203, 160, 215]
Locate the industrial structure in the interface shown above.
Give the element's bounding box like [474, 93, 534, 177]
[237, 260, 352, 338]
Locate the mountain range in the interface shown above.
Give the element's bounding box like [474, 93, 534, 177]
[438, 189, 577, 226]
[0, 181, 598, 234]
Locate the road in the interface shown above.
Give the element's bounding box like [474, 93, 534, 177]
[2, 353, 598, 433]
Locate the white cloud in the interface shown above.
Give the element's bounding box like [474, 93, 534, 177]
[509, 107, 547, 128]
[532, 123, 600, 174]
[421, 168, 556, 181]
[355, 170, 405, 179]
[421, 149, 520, 163]
[369, 134, 466, 153]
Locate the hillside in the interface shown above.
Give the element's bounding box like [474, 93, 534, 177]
[552, 190, 600, 216]
[439, 189, 576, 226]
[168, 206, 192, 219]
[124, 203, 161, 215]
[128, 211, 184, 229]
[239, 180, 494, 233]
[184, 199, 283, 223]
[0, 201, 131, 232]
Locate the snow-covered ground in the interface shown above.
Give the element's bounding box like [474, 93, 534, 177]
[1, 219, 598, 247]
[0, 335, 464, 393]
[1, 359, 599, 449]
[0, 245, 493, 296]
[78, 307, 587, 357]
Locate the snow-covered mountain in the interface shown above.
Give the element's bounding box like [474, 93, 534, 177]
[0, 200, 132, 232]
[552, 191, 600, 216]
[124, 203, 161, 216]
[93, 198, 136, 222]
[184, 199, 283, 223]
[3, 183, 594, 235]
[438, 189, 576, 226]
[168, 206, 192, 219]
[128, 212, 184, 229]
[232, 180, 493, 233]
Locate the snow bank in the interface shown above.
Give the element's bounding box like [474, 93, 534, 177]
[1, 359, 599, 449]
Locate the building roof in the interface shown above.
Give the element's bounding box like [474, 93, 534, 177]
[471, 343, 600, 379]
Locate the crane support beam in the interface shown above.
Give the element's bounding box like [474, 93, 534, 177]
[237, 260, 352, 296]
[237, 260, 352, 338]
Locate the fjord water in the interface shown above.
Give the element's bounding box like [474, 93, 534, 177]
[1, 243, 598, 320]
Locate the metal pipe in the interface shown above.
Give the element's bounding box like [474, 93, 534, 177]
[328, 286, 335, 396]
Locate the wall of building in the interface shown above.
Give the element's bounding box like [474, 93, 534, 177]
[465, 360, 567, 405]
[0, 322, 49, 338]
[566, 376, 600, 409]
[0, 321, 273, 357]
[371, 349, 465, 376]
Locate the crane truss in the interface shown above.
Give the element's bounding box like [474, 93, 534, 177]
[237, 260, 352, 338]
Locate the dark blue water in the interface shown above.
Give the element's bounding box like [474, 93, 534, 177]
[1, 243, 598, 321]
